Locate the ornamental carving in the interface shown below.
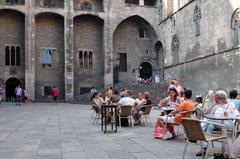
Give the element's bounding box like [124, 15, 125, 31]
[80, 1, 93, 11]
[194, 5, 201, 22]
[232, 8, 240, 29]
[171, 35, 179, 52]
[5, 0, 18, 4]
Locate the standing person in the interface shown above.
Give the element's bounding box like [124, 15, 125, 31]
[15, 85, 22, 106]
[0, 85, 4, 104]
[53, 86, 59, 105]
[106, 86, 113, 101]
[174, 78, 183, 96]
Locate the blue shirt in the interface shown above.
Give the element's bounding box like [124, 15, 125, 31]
[230, 99, 240, 108]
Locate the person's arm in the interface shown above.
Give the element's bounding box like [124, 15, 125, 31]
[158, 97, 168, 107]
[204, 104, 216, 115]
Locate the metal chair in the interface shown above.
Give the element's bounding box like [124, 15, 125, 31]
[141, 105, 152, 126]
[119, 105, 133, 127]
[182, 118, 230, 159]
[92, 105, 101, 125]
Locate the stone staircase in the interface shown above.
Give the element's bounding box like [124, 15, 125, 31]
[71, 82, 169, 105]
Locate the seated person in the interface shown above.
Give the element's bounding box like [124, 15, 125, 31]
[229, 89, 240, 109]
[91, 92, 102, 113]
[158, 87, 182, 109]
[203, 90, 215, 110]
[156, 90, 194, 138]
[133, 92, 152, 125]
[118, 90, 135, 107]
[196, 90, 239, 156]
[112, 90, 121, 104]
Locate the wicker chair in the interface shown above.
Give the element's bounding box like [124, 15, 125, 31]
[119, 105, 133, 127]
[182, 118, 230, 159]
[141, 105, 152, 126]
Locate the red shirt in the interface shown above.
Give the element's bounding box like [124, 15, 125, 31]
[53, 88, 59, 97]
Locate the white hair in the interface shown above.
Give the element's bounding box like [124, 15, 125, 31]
[215, 90, 227, 100]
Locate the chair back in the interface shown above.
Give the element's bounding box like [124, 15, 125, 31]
[142, 105, 152, 115]
[92, 105, 100, 114]
[182, 118, 206, 141]
[120, 106, 132, 117]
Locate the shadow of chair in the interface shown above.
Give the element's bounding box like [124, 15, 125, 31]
[182, 118, 230, 159]
[119, 105, 133, 127]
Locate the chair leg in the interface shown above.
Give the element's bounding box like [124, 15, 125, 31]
[119, 116, 121, 128]
[224, 138, 230, 159]
[182, 142, 189, 159]
[204, 143, 209, 159]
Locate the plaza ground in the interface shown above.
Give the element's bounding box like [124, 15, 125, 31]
[0, 103, 226, 159]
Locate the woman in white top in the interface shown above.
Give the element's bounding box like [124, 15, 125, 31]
[158, 87, 182, 109]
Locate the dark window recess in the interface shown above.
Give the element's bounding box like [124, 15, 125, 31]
[44, 87, 53, 96]
[139, 28, 145, 38]
[125, 0, 139, 4]
[79, 51, 83, 69]
[5, 0, 18, 4]
[80, 87, 91, 95]
[144, 0, 156, 6]
[11, 46, 15, 66]
[89, 51, 93, 70]
[5, 46, 10, 66]
[118, 53, 127, 72]
[16, 46, 20, 66]
[84, 51, 88, 69]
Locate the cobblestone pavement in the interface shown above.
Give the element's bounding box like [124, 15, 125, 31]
[0, 103, 225, 159]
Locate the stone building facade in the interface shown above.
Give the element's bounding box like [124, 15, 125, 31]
[0, 0, 239, 101]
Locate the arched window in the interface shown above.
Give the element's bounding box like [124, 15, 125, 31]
[194, 5, 201, 37]
[89, 51, 93, 70]
[5, 46, 10, 66]
[10, 46, 16, 66]
[16, 46, 20, 66]
[84, 51, 88, 69]
[232, 8, 240, 46]
[171, 35, 179, 64]
[5, 45, 20, 66]
[79, 50, 93, 70]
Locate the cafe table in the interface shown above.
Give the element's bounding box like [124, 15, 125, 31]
[203, 114, 239, 157]
[101, 104, 118, 133]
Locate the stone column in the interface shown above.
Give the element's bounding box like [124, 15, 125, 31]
[64, 0, 74, 101]
[25, 0, 35, 100]
[104, 0, 113, 87]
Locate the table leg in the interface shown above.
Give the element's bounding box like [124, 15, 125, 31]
[101, 107, 103, 131]
[104, 107, 107, 133]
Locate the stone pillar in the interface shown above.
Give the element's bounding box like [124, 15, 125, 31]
[25, 0, 35, 100]
[104, 0, 113, 87]
[64, 0, 74, 101]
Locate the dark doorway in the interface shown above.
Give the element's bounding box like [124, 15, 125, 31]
[140, 62, 152, 80]
[5, 78, 21, 102]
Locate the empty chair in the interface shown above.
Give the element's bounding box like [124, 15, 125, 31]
[182, 118, 229, 159]
[119, 105, 133, 127]
[141, 105, 152, 126]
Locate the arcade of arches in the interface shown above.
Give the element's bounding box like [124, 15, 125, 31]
[0, 9, 162, 101]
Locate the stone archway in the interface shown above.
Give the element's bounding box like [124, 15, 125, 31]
[5, 78, 21, 102]
[139, 61, 152, 80]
